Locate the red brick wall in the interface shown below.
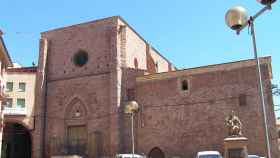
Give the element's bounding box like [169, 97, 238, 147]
[35, 17, 121, 158]
[45, 74, 111, 157]
[41, 18, 116, 82]
[134, 64, 278, 158]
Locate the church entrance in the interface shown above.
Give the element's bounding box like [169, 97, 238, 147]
[1, 122, 32, 158]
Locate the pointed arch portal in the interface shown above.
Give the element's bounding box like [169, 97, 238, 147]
[65, 97, 88, 156]
[65, 97, 88, 119]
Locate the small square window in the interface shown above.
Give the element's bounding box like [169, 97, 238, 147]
[5, 98, 13, 108]
[238, 94, 247, 106]
[17, 99, 25, 108]
[18, 82, 26, 92]
[6, 82, 13, 92]
[178, 78, 191, 96]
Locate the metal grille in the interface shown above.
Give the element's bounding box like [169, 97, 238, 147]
[50, 138, 87, 157]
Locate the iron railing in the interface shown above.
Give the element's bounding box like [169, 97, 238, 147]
[51, 138, 88, 157]
[3, 107, 27, 115]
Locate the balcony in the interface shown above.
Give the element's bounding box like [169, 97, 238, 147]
[3, 107, 27, 115]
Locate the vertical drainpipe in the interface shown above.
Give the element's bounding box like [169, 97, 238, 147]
[118, 24, 127, 153]
[39, 38, 49, 158]
[41, 63, 48, 158]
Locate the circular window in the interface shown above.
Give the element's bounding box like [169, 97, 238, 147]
[73, 50, 88, 67]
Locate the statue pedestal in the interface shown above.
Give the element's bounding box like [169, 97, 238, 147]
[224, 137, 248, 158]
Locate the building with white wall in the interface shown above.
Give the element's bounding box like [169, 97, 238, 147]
[0, 29, 13, 158]
[1, 66, 37, 158]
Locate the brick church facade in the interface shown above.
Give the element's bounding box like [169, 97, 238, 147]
[27, 16, 279, 158]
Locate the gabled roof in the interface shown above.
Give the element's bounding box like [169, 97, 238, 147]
[0, 30, 13, 66]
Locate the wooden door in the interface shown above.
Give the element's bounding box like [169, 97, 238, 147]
[67, 125, 87, 156]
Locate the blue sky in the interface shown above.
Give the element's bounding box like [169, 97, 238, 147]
[1, 0, 279, 116]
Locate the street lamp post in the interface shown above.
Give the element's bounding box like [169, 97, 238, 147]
[225, 1, 276, 158]
[125, 101, 140, 157]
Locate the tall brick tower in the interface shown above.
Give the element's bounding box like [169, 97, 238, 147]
[33, 16, 174, 158]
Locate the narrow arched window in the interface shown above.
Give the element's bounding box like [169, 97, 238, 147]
[155, 61, 158, 72]
[134, 58, 138, 69]
[181, 80, 189, 91]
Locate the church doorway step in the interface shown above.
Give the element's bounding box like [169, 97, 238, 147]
[148, 147, 165, 158]
[1, 122, 32, 158]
